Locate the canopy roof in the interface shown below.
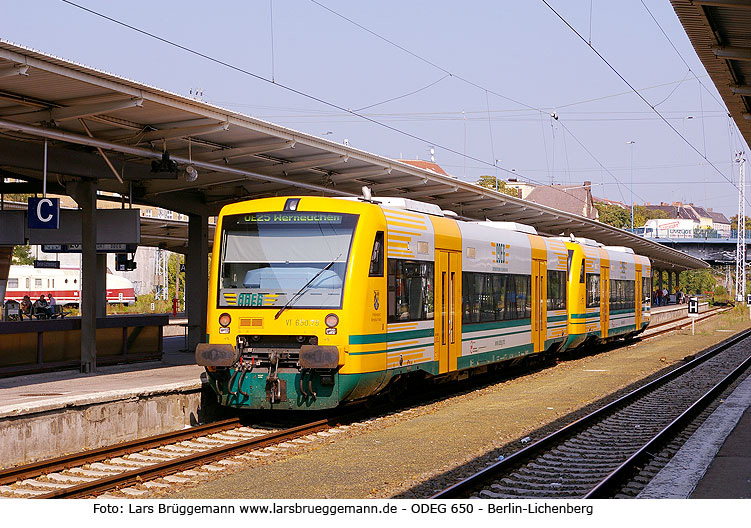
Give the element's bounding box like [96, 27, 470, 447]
[0, 39, 706, 271]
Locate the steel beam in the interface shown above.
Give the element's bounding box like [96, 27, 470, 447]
[190, 139, 295, 161]
[255, 154, 348, 174]
[12, 98, 143, 123]
[711, 45, 751, 60]
[328, 167, 392, 182]
[731, 84, 751, 95]
[0, 119, 354, 197]
[694, 0, 751, 9]
[133, 122, 229, 143]
[0, 64, 29, 79]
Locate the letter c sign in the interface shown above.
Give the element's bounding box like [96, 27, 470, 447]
[28, 197, 60, 229]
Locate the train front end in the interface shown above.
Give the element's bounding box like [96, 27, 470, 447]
[197, 197, 387, 410]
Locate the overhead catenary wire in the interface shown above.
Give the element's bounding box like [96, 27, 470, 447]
[541, 0, 746, 202]
[57, 0, 606, 213]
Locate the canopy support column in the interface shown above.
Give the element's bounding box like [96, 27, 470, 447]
[186, 213, 209, 353]
[69, 180, 97, 373]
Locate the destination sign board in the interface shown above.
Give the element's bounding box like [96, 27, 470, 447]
[34, 259, 60, 269]
[42, 243, 137, 253]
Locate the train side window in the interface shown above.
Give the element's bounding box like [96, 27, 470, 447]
[35, 278, 42, 288]
[7, 278, 18, 288]
[547, 270, 566, 310]
[26, 277, 30, 289]
[586, 274, 600, 308]
[463, 272, 530, 323]
[387, 259, 434, 322]
[369, 231, 384, 277]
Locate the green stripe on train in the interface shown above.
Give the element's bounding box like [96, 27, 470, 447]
[349, 328, 434, 345]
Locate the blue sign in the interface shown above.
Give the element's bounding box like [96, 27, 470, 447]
[28, 197, 60, 229]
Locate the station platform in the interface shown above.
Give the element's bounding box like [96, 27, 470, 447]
[638, 368, 751, 499]
[0, 334, 210, 469]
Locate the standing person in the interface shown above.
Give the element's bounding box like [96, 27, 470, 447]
[662, 287, 669, 305]
[47, 293, 57, 317]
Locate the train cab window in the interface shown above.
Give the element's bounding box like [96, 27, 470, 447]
[547, 270, 567, 310]
[586, 274, 600, 308]
[387, 259, 434, 322]
[579, 260, 586, 284]
[7, 278, 18, 288]
[369, 231, 384, 277]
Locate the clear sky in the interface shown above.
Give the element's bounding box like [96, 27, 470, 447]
[1, 0, 747, 219]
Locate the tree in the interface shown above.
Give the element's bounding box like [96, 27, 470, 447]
[476, 175, 520, 197]
[167, 253, 185, 304]
[594, 203, 669, 230]
[730, 215, 751, 231]
[11, 245, 34, 265]
[593, 203, 629, 229]
[633, 206, 669, 228]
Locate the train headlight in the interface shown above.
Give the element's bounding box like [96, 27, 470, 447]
[325, 313, 339, 328]
[219, 313, 231, 327]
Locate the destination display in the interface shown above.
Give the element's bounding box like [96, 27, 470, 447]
[233, 212, 343, 225]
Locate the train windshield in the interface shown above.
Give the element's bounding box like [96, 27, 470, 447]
[218, 212, 358, 309]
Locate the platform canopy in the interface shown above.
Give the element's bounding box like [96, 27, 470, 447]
[0, 39, 706, 271]
[671, 0, 751, 149]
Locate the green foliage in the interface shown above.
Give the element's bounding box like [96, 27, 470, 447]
[594, 203, 629, 229]
[678, 268, 717, 295]
[476, 175, 520, 197]
[594, 203, 669, 229]
[2, 193, 32, 203]
[167, 253, 185, 304]
[11, 245, 34, 265]
[633, 206, 669, 228]
[730, 215, 751, 231]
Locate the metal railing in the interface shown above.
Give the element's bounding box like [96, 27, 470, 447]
[624, 228, 751, 241]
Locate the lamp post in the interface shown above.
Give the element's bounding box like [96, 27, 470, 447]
[495, 159, 502, 191]
[627, 141, 636, 230]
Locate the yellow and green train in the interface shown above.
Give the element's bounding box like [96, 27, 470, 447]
[196, 195, 651, 410]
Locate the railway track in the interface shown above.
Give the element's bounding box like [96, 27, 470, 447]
[432, 326, 751, 499]
[0, 306, 731, 499]
[0, 416, 348, 498]
[640, 306, 726, 340]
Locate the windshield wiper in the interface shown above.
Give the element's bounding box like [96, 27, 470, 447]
[274, 253, 342, 320]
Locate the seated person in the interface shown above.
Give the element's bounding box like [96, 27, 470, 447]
[33, 295, 53, 318]
[20, 295, 32, 319]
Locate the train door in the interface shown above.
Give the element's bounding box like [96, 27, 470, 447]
[531, 259, 547, 353]
[635, 270, 642, 330]
[600, 266, 610, 338]
[435, 249, 461, 374]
